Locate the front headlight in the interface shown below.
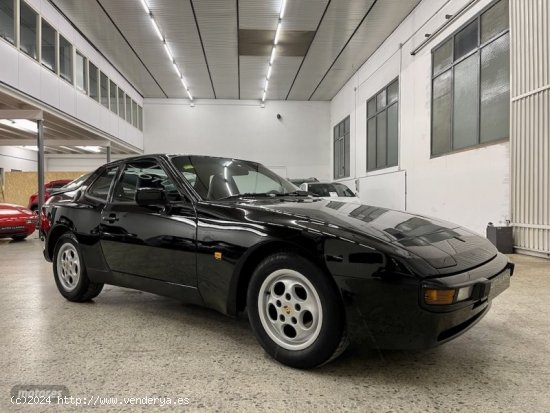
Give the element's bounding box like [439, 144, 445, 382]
[456, 286, 473, 302]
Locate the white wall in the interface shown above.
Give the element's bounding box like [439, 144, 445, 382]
[0, 147, 37, 171]
[0, 0, 143, 150]
[330, 0, 511, 235]
[144, 99, 331, 180]
[45, 154, 130, 172]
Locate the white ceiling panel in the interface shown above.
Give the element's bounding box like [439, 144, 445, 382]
[239, 0, 282, 30]
[268, 56, 303, 100]
[240, 56, 270, 100]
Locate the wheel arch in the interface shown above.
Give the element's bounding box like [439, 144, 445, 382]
[45, 224, 72, 261]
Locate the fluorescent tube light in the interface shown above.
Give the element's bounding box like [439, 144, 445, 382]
[269, 47, 276, 65]
[274, 22, 282, 45]
[0, 119, 37, 133]
[186, 89, 193, 101]
[267, 65, 272, 80]
[173, 62, 182, 78]
[163, 42, 173, 61]
[75, 146, 102, 153]
[279, 0, 287, 19]
[19, 145, 38, 151]
[264, 79, 269, 92]
[139, 0, 150, 14]
[262, 91, 266, 102]
[181, 76, 188, 90]
[151, 17, 164, 41]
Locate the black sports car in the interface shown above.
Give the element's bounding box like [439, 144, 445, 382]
[42, 154, 512, 368]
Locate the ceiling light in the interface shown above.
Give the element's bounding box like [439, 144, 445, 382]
[264, 79, 269, 92]
[279, 0, 287, 19]
[0, 119, 37, 133]
[269, 47, 276, 65]
[186, 89, 193, 101]
[262, 91, 266, 102]
[75, 146, 102, 153]
[274, 22, 282, 45]
[266, 65, 272, 80]
[181, 76, 188, 90]
[151, 17, 164, 41]
[18, 145, 38, 151]
[164, 42, 173, 61]
[173, 62, 182, 78]
[139, 0, 150, 14]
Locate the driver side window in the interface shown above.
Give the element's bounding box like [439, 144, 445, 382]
[113, 160, 182, 203]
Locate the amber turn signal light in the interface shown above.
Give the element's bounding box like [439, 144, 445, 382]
[424, 288, 455, 305]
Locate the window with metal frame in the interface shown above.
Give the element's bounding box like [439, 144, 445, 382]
[431, 0, 509, 156]
[0, 0, 15, 44]
[109, 79, 117, 114]
[20, 1, 38, 60]
[59, 34, 73, 83]
[367, 79, 399, 171]
[75, 51, 88, 93]
[333, 116, 350, 179]
[89, 62, 99, 102]
[87, 167, 118, 202]
[100, 71, 109, 109]
[41, 18, 56, 72]
[118, 87, 125, 120]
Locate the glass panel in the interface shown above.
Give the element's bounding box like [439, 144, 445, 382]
[87, 168, 117, 201]
[89, 62, 99, 102]
[334, 138, 341, 179]
[125, 95, 132, 122]
[59, 36, 73, 82]
[433, 38, 452, 75]
[109, 80, 117, 114]
[100, 72, 109, 108]
[387, 80, 398, 104]
[376, 111, 387, 168]
[376, 90, 386, 111]
[344, 117, 350, 134]
[118, 87, 125, 119]
[432, 70, 452, 155]
[480, 33, 510, 143]
[454, 20, 478, 61]
[41, 19, 56, 72]
[387, 104, 398, 166]
[367, 98, 376, 117]
[481, 0, 508, 44]
[0, 0, 15, 44]
[344, 132, 350, 177]
[367, 118, 376, 171]
[138, 106, 143, 131]
[75, 52, 87, 93]
[452, 52, 479, 150]
[20, 1, 37, 59]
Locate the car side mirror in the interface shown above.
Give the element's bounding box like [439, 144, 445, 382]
[135, 188, 167, 207]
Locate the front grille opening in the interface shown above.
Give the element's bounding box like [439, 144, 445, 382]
[437, 307, 487, 342]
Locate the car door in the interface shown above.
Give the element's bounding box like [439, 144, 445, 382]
[99, 158, 197, 286]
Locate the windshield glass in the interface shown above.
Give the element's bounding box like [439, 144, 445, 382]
[171, 156, 298, 200]
[307, 183, 355, 197]
[60, 173, 92, 191]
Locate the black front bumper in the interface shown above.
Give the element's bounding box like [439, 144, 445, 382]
[335, 253, 513, 350]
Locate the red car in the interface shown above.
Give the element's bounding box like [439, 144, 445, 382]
[27, 179, 72, 212]
[0, 203, 38, 241]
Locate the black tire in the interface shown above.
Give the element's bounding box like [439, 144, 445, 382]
[247, 251, 348, 369]
[53, 233, 104, 302]
[11, 235, 27, 241]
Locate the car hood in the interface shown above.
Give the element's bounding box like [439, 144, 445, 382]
[233, 198, 497, 275]
[0, 203, 34, 218]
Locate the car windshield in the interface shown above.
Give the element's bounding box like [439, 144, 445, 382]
[59, 173, 92, 191]
[307, 183, 355, 197]
[170, 156, 299, 200]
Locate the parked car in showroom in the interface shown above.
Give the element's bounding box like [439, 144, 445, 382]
[300, 181, 360, 203]
[41, 154, 512, 368]
[27, 179, 72, 212]
[0, 203, 38, 240]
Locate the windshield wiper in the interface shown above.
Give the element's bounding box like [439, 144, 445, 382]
[217, 191, 309, 201]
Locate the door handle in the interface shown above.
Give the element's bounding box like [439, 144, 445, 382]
[102, 213, 119, 224]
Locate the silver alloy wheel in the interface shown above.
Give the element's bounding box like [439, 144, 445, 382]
[258, 269, 323, 351]
[56, 243, 81, 292]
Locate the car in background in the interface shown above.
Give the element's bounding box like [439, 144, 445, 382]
[300, 182, 360, 203]
[42, 154, 512, 369]
[0, 203, 38, 241]
[289, 177, 318, 187]
[27, 179, 72, 212]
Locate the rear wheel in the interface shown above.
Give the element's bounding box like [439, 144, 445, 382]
[53, 233, 103, 302]
[11, 235, 27, 241]
[247, 252, 347, 369]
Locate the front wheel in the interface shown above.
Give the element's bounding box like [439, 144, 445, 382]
[247, 252, 347, 369]
[53, 233, 103, 302]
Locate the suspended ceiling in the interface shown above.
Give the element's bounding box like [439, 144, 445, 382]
[51, 0, 420, 101]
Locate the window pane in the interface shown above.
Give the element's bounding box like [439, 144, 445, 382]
[125, 95, 131, 122]
[59, 35, 73, 83]
[367, 117, 376, 171]
[432, 70, 452, 155]
[387, 80, 398, 105]
[481, 0, 508, 44]
[89, 62, 99, 102]
[452, 52, 479, 150]
[387, 104, 398, 166]
[367, 98, 376, 117]
[118, 88, 125, 120]
[344, 132, 350, 177]
[75, 52, 87, 93]
[376, 90, 386, 111]
[376, 111, 387, 168]
[344, 116, 350, 134]
[0, 0, 15, 44]
[138, 106, 143, 131]
[334, 137, 341, 179]
[433, 38, 452, 75]
[87, 168, 117, 201]
[454, 20, 478, 61]
[100, 72, 109, 108]
[131, 100, 137, 127]
[109, 80, 117, 114]
[20, 1, 37, 59]
[480, 33, 510, 143]
[41, 19, 56, 72]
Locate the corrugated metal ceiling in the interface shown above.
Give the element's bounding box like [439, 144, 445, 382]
[51, 0, 421, 101]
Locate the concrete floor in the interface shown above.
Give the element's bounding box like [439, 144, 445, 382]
[0, 236, 549, 412]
